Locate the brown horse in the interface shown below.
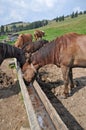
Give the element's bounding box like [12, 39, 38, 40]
[0, 42, 26, 67]
[14, 33, 33, 48]
[22, 39, 48, 54]
[22, 33, 86, 98]
[34, 30, 45, 41]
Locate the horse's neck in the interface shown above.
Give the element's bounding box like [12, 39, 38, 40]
[1, 43, 25, 67]
[31, 41, 59, 68]
[22, 42, 31, 49]
[31, 50, 54, 68]
[4, 44, 15, 58]
[3, 44, 21, 60]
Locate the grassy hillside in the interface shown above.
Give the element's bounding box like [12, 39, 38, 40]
[19, 14, 86, 41]
[0, 14, 86, 43]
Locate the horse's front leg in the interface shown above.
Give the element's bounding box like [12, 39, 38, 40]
[69, 68, 74, 91]
[61, 65, 70, 98]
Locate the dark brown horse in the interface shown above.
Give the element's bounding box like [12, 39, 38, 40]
[0, 42, 26, 67]
[22, 39, 48, 54]
[22, 33, 86, 98]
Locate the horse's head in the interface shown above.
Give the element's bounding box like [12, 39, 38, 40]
[14, 34, 33, 48]
[14, 46, 26, 68]
[14, 34, 24, 48]
[34, 30, 45, 41]
[22, 62, 37, 83]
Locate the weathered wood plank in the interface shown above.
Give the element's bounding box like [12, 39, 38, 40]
[33, 80, 68, 130]
[14, 58, 68, 130]
[14, 58, 41, 130]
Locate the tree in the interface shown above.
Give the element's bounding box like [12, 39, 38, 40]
[56, 17, 59, 22]
[79, 11, 83, 15]
[5, 26, 9, 33]
[41, 20, 48, 26]
[62, 15, 64, 21]
[11, 24, 17, 32]
[1, 25, 5, 34]
[75, 11, 78, 17]
[71, 12, 75, 18]
[84, 10, 86, 14]
[18, 25, 23, 31]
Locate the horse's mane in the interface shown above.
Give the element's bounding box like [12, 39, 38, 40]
[0, 42, 26, 67]
[0, 43, 14, 58]
[22, 41, 32, 50]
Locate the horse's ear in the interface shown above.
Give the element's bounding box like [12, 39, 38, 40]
[20, 34, 24, 38]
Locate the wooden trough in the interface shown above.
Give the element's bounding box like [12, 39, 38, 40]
[14, 58, 68, 130]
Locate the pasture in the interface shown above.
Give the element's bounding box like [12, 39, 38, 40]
[0, 14, 86, 44]
[18, 14, 86, 41]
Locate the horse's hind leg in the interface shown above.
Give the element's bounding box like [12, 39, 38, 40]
[69, 68, 74, 90]
[61, 65, 70, 98]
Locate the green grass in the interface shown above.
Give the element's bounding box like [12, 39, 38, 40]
[43, 14, 86, 40]
[0, 35, 8, 42]
[18, 14, 86, 41]
[0, 14, 86, 42]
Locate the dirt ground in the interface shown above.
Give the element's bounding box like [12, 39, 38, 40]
[0, 59, 86, 130]
[38, 64, 86, 130]
[0, 59, 30, 130]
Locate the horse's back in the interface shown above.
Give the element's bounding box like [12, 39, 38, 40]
[55, 33, 86, 67]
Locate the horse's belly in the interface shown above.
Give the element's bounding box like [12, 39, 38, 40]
[74, 59, 86, 67]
